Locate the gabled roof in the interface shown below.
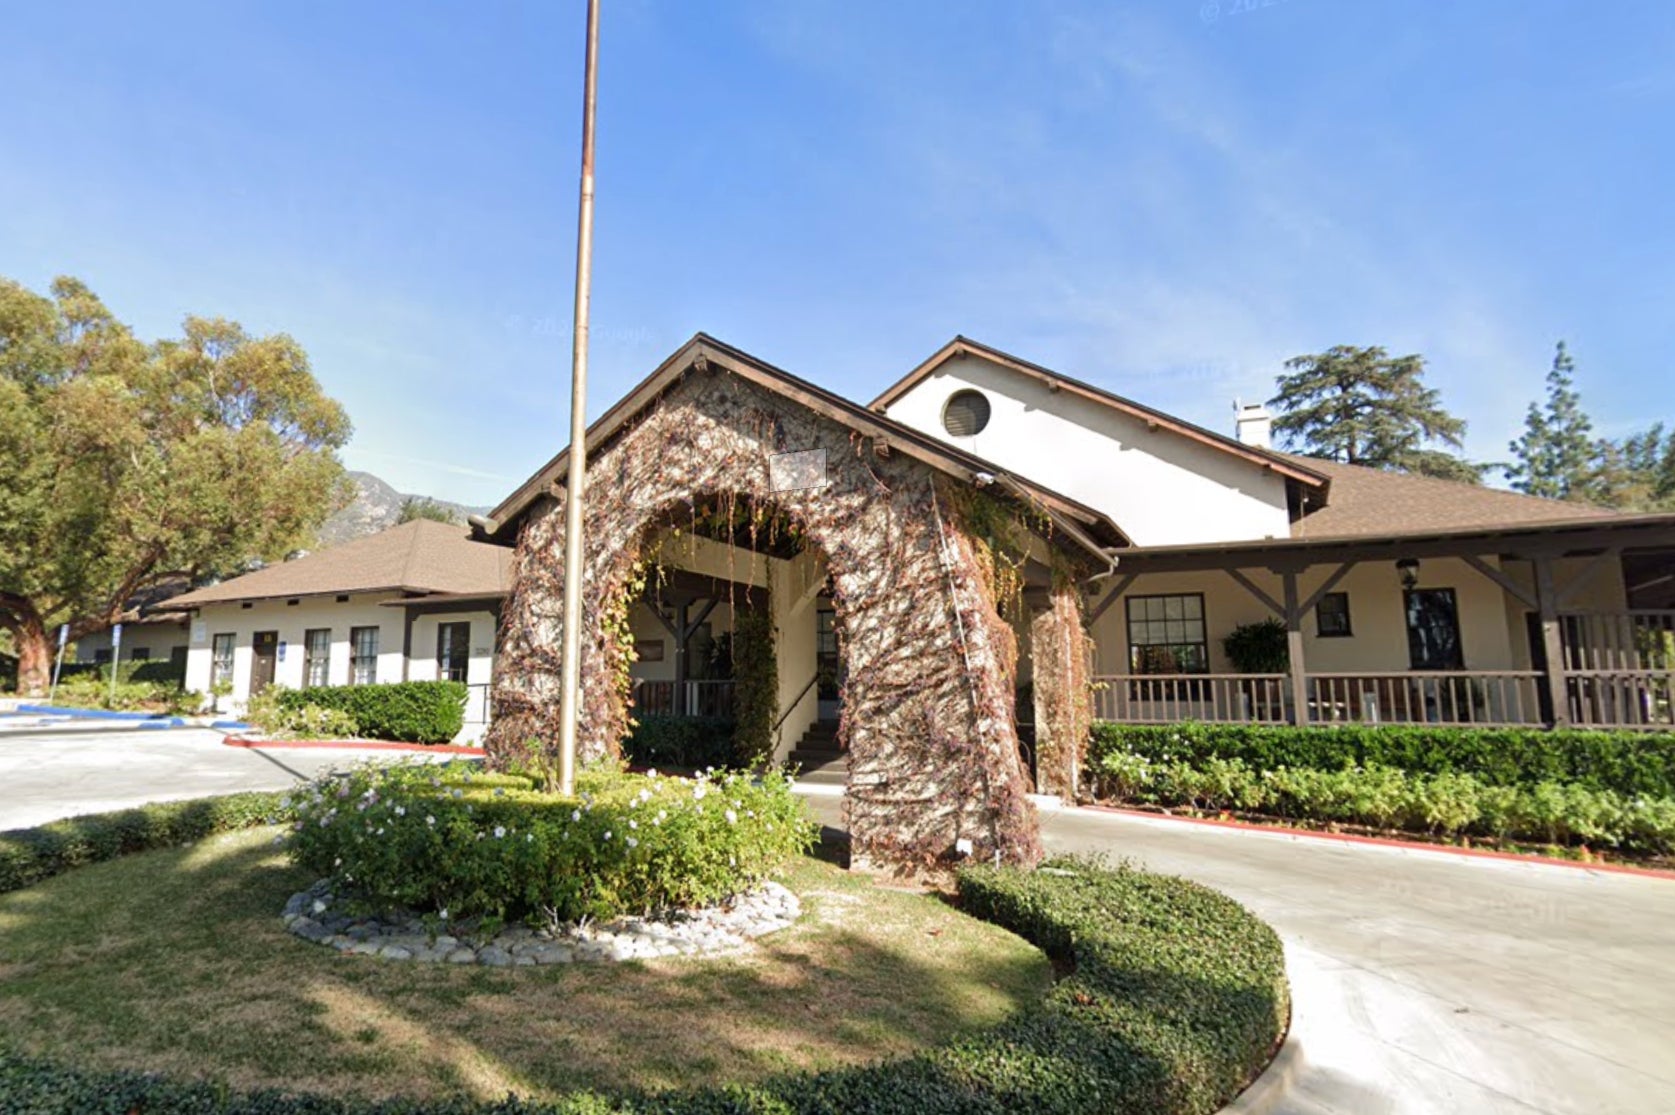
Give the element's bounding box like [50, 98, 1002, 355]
[484, 333, 1130, 554]
[869, 336, 1332, 489]
[1282, 454, 1616, 539]
[165, 519, 514, 608]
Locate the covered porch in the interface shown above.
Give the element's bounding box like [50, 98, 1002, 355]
[1087, 516, 1675, 731]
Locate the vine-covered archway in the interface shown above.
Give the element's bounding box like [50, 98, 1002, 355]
[487, 360, 1067, 868]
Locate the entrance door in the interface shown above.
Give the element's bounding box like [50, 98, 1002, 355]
[251, 631, 279, 695]
[815, 608, 842, 724]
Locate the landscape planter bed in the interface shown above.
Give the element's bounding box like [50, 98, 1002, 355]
[0, 793, 1288, 1115]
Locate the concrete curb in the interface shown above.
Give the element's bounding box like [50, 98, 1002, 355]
[1218, 945, 1305, 1113]
[14, 703, 177, 722]
[222, 736, 487, 756]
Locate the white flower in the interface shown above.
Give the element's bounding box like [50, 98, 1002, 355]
[693, 785, 708, 800]
[626, 836, 638, 849]
[394, 805, 406, 817]
[426, 815, 436, 826]
[439, 909, 448, 920]
[628, 819, 638, 830]
[725, 809, 738, 825]
[494, 826, 507, 839]
[527, 833, 534, 843]
[572, 809, 582, 822]
[603, 830, 612, 841]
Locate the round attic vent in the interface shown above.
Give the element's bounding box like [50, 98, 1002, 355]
[942, 389, 992, 437]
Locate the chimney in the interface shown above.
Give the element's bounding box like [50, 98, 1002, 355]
[1234, 400, 1272, 449]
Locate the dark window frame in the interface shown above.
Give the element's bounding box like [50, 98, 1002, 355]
[1315, 591, 1353, 638]
[303, 628, 332, 688]
[1125, 593, 1210, 675]
[210, 634, 236, 688]
[350, 626, 380, 686]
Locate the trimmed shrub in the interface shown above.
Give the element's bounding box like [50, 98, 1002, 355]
[273, 681, 467, 743]
[0, 853, 1287, 1115]
[1090, 721, 1675, 800]
[288, 762, 817, 922]
[0, 792, 290, 896]
[1088, 748, 1675, 855]
[622, 714, 738, 770]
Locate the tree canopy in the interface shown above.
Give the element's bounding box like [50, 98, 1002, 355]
[0, 275, 352, 693]
[1503, 341, 1674, 510]
[1267, 345, 1483, 482]
[398, 496, 459, 525]
[1505, 342, 1598, 500]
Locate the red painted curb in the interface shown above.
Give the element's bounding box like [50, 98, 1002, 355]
[222, 736, 487, 756]
[1080, 803, 1675, 881]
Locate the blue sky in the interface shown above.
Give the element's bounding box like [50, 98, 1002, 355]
[4, 1, 1672, 507]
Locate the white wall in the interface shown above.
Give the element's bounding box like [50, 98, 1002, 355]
[185, 594, 409, 712]
[771, 548, 825, 760]
[74, 621, 191, 666]
[880, 353, 1292, 545]
[1088, 557, 1523, 675]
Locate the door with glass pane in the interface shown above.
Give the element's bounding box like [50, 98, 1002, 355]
[437, 621, 470, 683]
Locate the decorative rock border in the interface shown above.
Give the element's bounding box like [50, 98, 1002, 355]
[281, 879, 800, 965]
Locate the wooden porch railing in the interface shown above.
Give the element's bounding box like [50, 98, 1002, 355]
[1092, 674, 1289, 725]
[1093, 667, 1675, 730]
[631, 679, 737, 719]
[1305, 671, 1544, 727]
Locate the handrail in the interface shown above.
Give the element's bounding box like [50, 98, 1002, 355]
[773, 671, 821, 736]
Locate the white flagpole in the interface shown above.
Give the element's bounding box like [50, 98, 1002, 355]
[556, 0, 601, 797]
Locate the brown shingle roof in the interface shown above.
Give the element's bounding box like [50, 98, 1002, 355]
[1283, 454, 1616, 539]
[166, 520, 513, 607]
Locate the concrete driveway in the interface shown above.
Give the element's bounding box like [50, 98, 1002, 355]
[0, 723, 455, 831]
[799, 793, 1675, 1115]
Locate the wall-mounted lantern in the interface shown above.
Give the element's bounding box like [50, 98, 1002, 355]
[1396, 558, 1421, 591]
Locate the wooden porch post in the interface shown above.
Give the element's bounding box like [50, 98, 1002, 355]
[1534, 557, 1571, 727]
[1282, 571, 1308, 726]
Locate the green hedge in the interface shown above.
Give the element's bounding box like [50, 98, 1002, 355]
[0, 854, 1287, 1114]
[1090, 721, 1675, 800]
[0, 792, 290, 896]
[622, 714, 738, 770]
[1092, 750, 1675, 854]
[275, 681, 467, 744]
[57, 658, 186, 686]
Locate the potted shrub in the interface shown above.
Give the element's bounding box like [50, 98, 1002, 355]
[1222, 619, 1289, 721]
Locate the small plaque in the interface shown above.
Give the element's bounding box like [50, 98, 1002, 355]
[638, 639, 665, 662]
[769, 448, 828, 493]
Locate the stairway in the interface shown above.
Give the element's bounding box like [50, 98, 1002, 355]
[787, 720, 845, 785]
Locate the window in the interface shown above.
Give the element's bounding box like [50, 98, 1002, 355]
[1405, 588, 1463, 670]
[1316, 592, 1353, 638]
[941, 389, 992, 437]
[350, 626, 380, 685]
[1125, 594, 1208, 674]
[436, 621, 470, 683]
[210, 634, 235, 689]
[303, 628, 332, 687]
[93, 649, 113, 666]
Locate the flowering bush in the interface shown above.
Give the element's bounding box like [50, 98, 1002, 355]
[286, 761, 816, 922]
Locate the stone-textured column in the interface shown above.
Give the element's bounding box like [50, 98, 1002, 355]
[1029, 582, 1092, 800]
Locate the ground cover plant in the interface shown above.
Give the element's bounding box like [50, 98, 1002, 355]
[289, 761, 816, 923]
[0, 795, 1288, 1114]
[0, 827, 1052, 1105]
[1090, 723, 1675, 856]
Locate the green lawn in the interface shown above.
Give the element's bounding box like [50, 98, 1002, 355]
[0, 827, 1051, 1105]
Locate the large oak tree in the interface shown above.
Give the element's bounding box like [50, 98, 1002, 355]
[0, 276, 352, 695]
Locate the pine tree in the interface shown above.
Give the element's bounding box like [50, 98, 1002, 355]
[1267, 345, 1481, 481]
[1505, 341, 1600, 501]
